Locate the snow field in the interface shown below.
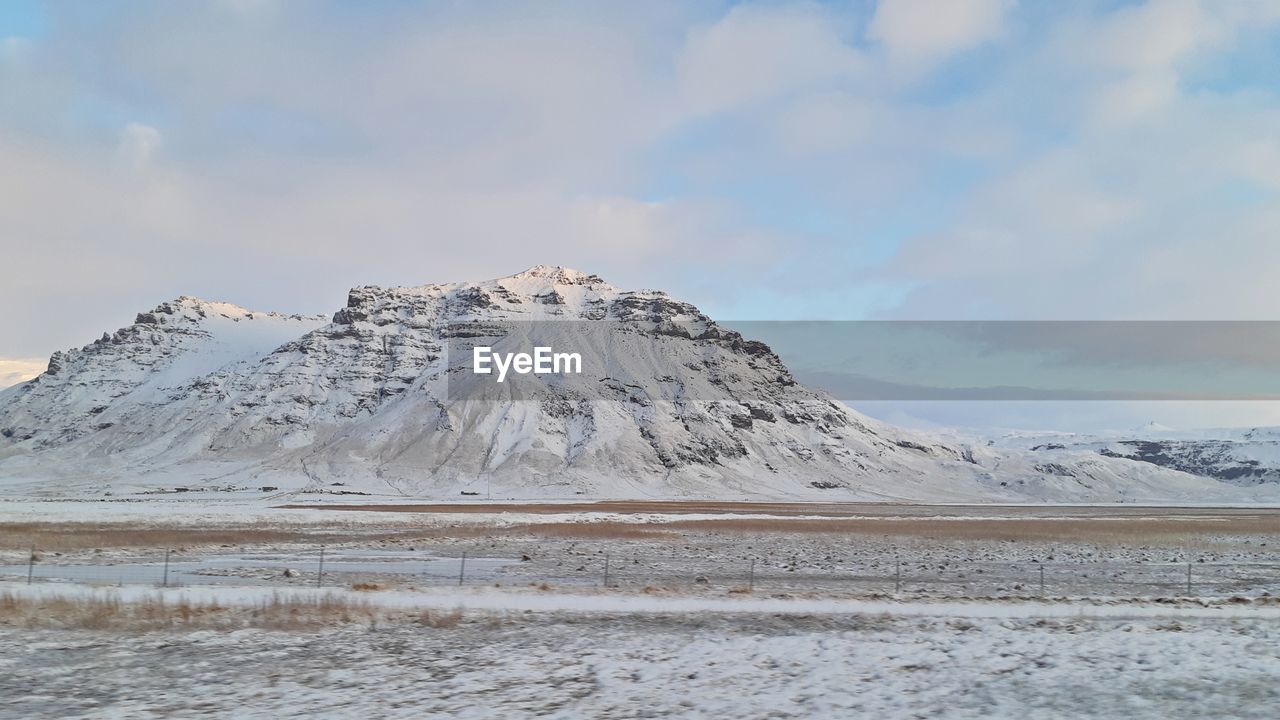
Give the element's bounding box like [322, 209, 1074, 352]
[3, 589, 1280, 719]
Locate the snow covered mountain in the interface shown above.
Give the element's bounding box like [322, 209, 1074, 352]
[0, 298, 329, 448]
[992, 425, 1280, 487]
[0, 266, 1274, 503]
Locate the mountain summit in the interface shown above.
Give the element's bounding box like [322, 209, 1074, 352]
[0, 268, 1269, 502]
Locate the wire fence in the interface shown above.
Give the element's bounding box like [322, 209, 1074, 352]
[6, 547, 1280, 599]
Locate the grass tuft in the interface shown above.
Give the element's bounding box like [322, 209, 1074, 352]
[0, 591, 467, 632]
[415, 609, 463, 628]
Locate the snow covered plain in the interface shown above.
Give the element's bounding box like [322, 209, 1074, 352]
[6, 500, 1280, 597]
[5, 502, 1280, 717]
[4, 585, 1280, 719]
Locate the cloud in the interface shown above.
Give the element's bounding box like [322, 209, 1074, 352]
[678, 2, 863, 115]
[3, 0, 1280, 372]
[1, 36, 32, 57]
[0, 2, 723, 355]
[215, 0, 283, 18]
[1056, 0, 1280, 127]
[118, 123, 163, 169]
[0, 358, 45, 389]
[880, 0, 1280, 320]
[868, 0, 1015, 66]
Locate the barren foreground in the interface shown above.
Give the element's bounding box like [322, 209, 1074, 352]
[6, 501, 1280, 598]
[3, 600, 1280, 719]
[5, 501, 1280, 718]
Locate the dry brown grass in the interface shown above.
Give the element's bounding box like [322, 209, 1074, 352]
[0, 522, 391, 552]
[10, 504, 1280, 554]
[446, 515, 1280, 546]
[0, 520, 668, 557]
[0, 592, 224, 630]
[657, 516, 1280, 545]
[415, 609, 463, 628]
[0, 592, 465, 631]
[280, 501, 858, 516]
[0, 521, 505, 552]
[269, 502, 1280, 546]
[248, 594, 381, 630]
[492, 522, 676, 540]
[350, 582, 386, 592]
[280, 500, 1280, 519]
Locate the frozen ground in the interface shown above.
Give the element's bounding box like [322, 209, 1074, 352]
[5, 500, 1280, 598]
[4, 589, 1280, 719]
[5, 502, 1280, 717]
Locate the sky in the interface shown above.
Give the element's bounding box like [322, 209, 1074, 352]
[3, 0, 1280, 429]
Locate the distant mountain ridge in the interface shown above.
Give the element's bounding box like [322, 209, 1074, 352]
[993, 424, 1280, 486]
[1, 266, 1274, 503]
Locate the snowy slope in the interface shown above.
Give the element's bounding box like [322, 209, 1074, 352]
[0, 267, 1272, 503]
[0, 297, 328, 451]
[991, 425, 1280, 486]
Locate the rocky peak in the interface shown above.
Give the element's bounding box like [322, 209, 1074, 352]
[332, 267, 622, 325]
[504, 265, 605, 286]
[135, 296, 320, 327]
[134, 297, 212, 326]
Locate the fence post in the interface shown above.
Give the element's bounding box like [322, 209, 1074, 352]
[317, 546, 325, 589]
[458, 551, 467, 586]
[895, 559, 901, 594]
[748, 559, 755, 591]
[27, 546, 34, 586]
[603, 554, 610, 588]
[1039, 565, 1045, 597]
[1186, 562, 1192, 595]
[163, 548, 171, 588]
